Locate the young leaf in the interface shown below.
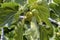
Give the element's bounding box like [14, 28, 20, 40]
[31, 2, 52, 27]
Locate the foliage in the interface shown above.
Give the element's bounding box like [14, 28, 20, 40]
[0, 0, 60, 40]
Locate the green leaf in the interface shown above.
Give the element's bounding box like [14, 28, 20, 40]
[31, 2, 52, 27]
[1, 2, 19, 11]
[50, 11, 58, 19]
[15, 0, 27, 5]
[4, 0, 11, 2]
[49, 3, 60, 18]
[39, 25, 49, 40]
[0, 0, 3, 3]
[0, 8, 14, 26]
[53, 0, 60, 4]
[14, 22, 23, 40]
[0, 2, 19, 26]
[28, 0, 37, 5]
[46, 26, 53, 37]
[12, 10, 21, 25]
